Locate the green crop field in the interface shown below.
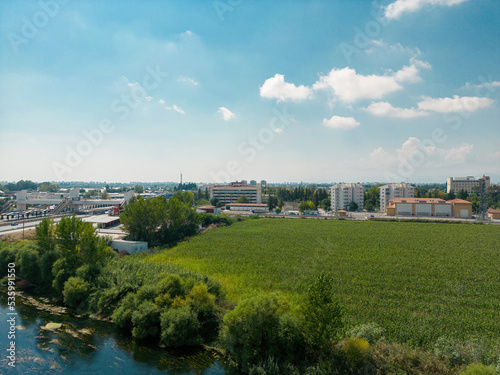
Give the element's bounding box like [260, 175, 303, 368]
[145, 218, 500, 348]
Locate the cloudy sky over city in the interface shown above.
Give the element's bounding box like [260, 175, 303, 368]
[1, 0, 499, 183]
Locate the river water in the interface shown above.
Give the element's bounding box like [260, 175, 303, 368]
[0, 291, 234, 374]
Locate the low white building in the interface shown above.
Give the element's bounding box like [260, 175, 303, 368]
[330, 183, 365, 212]
[379, 183, 415, 212]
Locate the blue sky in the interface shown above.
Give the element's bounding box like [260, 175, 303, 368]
[1, 0, 499, 184]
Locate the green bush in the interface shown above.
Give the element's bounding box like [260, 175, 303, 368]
[220, 294, 305, 372]
[52, 258, 76, 294]
[434, 336, 497, 367]
[160, 305, 202, 347]
[76, 264, 102, 283]
[40, 250, 58, 287]
[112, 292, 137, 330]
[0, 245, 16, 278]
[343, 337, 370, 367]
[157, 274, 184, 298]
[347, 323, 385, 344]
[461, 363, 496, 375]
[63, 276, 90, 308]
[186, 283, 221, 343]
[15, 244, 42, 284]
[131, 300, 161, 340]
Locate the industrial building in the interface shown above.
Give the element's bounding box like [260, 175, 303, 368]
[446, 175, 490, 194]
[385, 198, 472, 218]
[210, 182, 262, 204]
[379, 183, 415, 212]
[330, 183, 365, 212]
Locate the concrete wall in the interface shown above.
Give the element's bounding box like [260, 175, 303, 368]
[110, 240, 148, 254]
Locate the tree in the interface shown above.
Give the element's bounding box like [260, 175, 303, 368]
[210, 198, 222, 207]
[63, 276, 90, 308]
[320, 198, 331, 211]
[120, 196, 166, 244]
[35, 218, 55, 255]
[221, 294, 305, 371]
[267, 195, 278, 210]
[134, 185, 144, 194]
[236, 195, 249, 203]
[302, 272, 344, 358]
[101, 190, 110, 199]
[348, 201, 359, 212]
[171, 191, 195, 207]
[457, 189, 469, 200]
[298, 200, 316, 212]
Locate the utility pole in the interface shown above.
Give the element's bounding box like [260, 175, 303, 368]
[479, 177, 487, 221]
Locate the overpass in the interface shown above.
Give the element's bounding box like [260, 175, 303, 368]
[14, 188, 135, 213]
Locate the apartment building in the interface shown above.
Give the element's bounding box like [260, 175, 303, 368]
[446, 175, 490, 194]
[330, 183, 365, 212]
[379, 183, 415, 212]
[210, 182, 262, 204]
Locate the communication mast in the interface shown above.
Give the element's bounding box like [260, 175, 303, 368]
[479, 177, 487, 221]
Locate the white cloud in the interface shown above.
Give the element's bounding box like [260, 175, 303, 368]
[158, 99, 185, 114]
[368, 137, 473, 169]
[363, 101, 429, 119]
[218, 107, 235, 121]
[322, 116, 360, 130]
[489, 151, 500, 159]
[259, 74, 312, 102]
[444, 143, 474, 163]
[313, 59, 429, 103]
[464, 81, 500, 90]
[178, 75, 199, 86]
[384, 0, 470, 20]
[418, 95, 494, 113]
[172, 104, 185, 114]
[274, 128, 284, 134]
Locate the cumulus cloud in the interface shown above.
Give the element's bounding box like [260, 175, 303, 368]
[259, 74, 312, 102]
[158, 99, 185, 114]
[368, 137, 474, 169]
[322, 116, 360, 130]
[313, 59, 429, 103]
[218, 107, 235, 121]
[178, 75, 199, 86]
[363, 101, 429, 118]
[417, 95, 494, 113]
[384, 0, 470, 20]
[464, 80, 500, 90]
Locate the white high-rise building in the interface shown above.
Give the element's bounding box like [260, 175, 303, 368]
[330, 183, 365, 212]
[379, 183, 415, 212]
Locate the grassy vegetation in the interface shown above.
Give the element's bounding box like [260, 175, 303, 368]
[145, 218, 500, 349]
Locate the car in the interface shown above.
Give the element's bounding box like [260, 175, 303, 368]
[11, 222, 19, 226]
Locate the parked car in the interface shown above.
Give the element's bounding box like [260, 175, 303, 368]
[11, 222, 19, 226]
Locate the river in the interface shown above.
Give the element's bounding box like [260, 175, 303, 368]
[0, 291, 235, 374]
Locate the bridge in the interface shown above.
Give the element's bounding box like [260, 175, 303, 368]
[10, 188, 135, 216]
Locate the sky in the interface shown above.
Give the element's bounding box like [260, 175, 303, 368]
[0, 0, 499, 184]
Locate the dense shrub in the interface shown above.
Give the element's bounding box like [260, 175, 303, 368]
[40, 250, 58, 287]
[434, 336, 498, 367]
[76, 264, 102, 283]
[461, 363, 496, 375]
[343, 337, 370, 367]
[52, 257, 76, 294]
[220, 294, 306, 372]
[160, 305, 202, 347]
[0, 244, 16, 277]
[112, 292, 138, 331]
[63, 276, 90, 308]
[187, 283, 220, 343]
[15, 244, 42, 284]
[131, 301, 161, 340]
[347, 323, 385, 344]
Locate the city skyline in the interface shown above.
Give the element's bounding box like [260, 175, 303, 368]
[1, 0, 499, 183]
